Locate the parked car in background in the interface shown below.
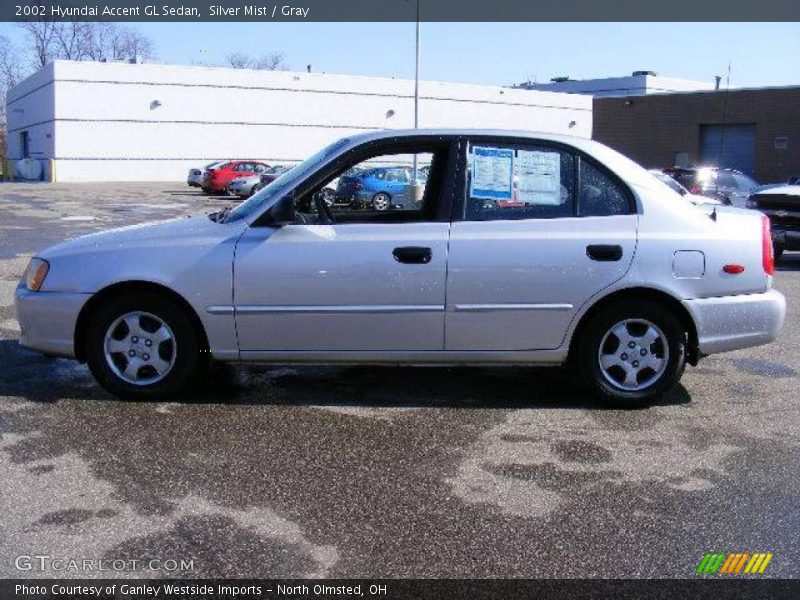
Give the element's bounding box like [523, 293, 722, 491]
[747, 185, 800, 261]
[648, 170, 722, 206]
[16, 129, 785, 407]
[187, 161, 224, 187]
[227, 174, 262, 198]
[335, 166, 427, 210]
[202, 161, 270, 194]
[663, 166, 759, 207]
[259, 165, 293, 189]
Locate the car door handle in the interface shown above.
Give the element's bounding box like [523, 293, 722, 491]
[393, 246, 432, 264]
[586, 244, 623, 262]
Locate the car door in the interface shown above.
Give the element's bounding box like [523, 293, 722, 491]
[233, 142, 455, 354]
[445, 138, 638, 351]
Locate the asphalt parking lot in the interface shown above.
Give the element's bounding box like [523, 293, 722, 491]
[1, 182, 798, 579]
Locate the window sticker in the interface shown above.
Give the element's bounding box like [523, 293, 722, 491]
[470, 146, 514, 200]
[517, 150, 562, 205]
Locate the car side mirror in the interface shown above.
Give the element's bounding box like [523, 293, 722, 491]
[269, 193, 296, 226]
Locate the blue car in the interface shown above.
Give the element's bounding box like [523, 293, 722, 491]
[335, 166, 425, 210]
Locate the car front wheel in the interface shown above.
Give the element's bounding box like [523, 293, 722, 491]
[576, 300, 686, 408]
[85, 292, 205, 400]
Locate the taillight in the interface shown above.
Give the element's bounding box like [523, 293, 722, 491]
[762, 214, 774, 275]
[690, 186, 701, 194]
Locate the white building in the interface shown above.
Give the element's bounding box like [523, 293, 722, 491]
[514, 71, 715, 98]
[5, 60, 592, 182]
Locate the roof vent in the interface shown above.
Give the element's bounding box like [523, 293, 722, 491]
[632, 70, 657, 77]
[550, 76, 571, 83]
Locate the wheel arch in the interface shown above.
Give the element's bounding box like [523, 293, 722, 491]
[567, 287, 699, 366]
[74, 281, 210, 363]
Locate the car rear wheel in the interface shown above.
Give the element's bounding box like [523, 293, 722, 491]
[85, 292, 205, 400]
[576, 300, 686, 408]
[372, 193, 391, 211]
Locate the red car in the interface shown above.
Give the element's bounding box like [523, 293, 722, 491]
[201, 161, 270, 194]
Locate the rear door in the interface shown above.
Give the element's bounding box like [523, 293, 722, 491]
[445, 137, 638, 351]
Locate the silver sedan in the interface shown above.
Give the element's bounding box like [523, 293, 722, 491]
[226, 174, 262, 198]
[16, 129, 785, 407]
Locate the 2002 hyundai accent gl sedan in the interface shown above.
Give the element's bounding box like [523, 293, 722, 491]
[16, 130, 786, 407]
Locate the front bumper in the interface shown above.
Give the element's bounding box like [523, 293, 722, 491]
[771, 228, 800, 251]
[684, 288, 786, 355]
[14, 282, 91, 358]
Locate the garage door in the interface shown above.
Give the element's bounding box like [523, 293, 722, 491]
[699, 124, 756, 176]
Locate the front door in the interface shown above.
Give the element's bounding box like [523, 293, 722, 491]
[233, 143, 455, 354]
[445, 138, 638, 351]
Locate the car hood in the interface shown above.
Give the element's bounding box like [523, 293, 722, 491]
[38, 214, 240, 260]
[754, 185, 800, 197]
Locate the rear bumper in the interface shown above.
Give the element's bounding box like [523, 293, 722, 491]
[14, 282, 90, 358]
[684, 289, 786, 355]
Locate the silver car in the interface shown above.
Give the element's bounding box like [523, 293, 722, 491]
[187, 161, 224, 187]
[16, 129, 786, 407]
[227, 174, 262, 198]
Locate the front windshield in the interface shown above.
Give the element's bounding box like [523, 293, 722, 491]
[224, 137, 351, 223]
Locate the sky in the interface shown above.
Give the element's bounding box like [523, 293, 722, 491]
[0, 21, 798, 89]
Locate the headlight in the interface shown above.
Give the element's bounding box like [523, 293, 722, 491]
[24, 258, 50, 291]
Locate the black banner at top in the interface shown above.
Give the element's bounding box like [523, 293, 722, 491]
[4, 0, 800, 22]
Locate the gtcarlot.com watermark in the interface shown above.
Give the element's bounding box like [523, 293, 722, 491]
[15, 555, 194, 573]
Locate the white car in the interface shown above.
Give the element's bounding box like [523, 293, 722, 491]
[187, 161, 224, 187]
[16, 130, 785, 407]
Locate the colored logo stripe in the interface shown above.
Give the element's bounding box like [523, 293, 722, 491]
[697, 552, 773, 575]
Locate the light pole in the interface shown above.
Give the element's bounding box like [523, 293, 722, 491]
[411, 0, 421, 191]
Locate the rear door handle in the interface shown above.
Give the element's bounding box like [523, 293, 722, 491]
[393, 246, 432, 264]
[586, 244, 623, 262]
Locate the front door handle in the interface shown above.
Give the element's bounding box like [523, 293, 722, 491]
[586, 244, 623, 262]
[393, 246, 432, 264]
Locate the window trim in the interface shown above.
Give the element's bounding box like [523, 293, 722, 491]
[454, 135, 636, 223]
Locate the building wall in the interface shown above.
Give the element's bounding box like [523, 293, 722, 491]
[516, 75, 713, 98]
[593, 87, 800, 183]
[6, 60, 592, 182]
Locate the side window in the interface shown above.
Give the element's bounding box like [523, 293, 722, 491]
[465, 143, 575, 221]
[733, 172, 756, 190]
[295, 150, 441, 225]
[716, 172, 735, 188]
[578, 159, 632, 217]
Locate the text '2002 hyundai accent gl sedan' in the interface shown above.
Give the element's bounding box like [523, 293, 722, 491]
[16, 130, 786, 407]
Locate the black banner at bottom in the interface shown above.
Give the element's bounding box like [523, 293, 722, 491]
[2, 579, 800, 600]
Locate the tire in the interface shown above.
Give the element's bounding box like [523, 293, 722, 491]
[250, 184, 260, 197]
[372, 192, 391, 211]
[201, 186, 213, 195]
[773, 244, 784, 263]
[576, 300, 686, 408]
[85, 292, 206, 400]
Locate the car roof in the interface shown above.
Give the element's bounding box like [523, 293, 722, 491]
[335, 129, 658, 190]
